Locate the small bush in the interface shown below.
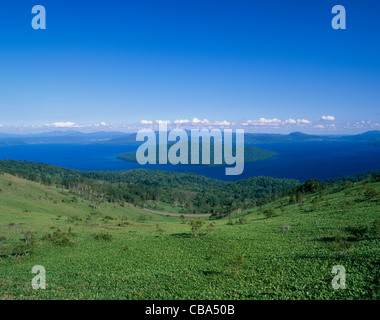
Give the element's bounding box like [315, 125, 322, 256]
[206, 222, 216, 235]
[117, 221, 130, 227]
[346, 225, 368, 240]
[368, 219, 380, 237]
[329, 236, 353, 256]
[363, 187, 379, 200]
[93, 231, 113, 240]
[264, 207, 276, 218]
[343, 200, 356, 212]
[11, 243, 34, 257]
[137, 215, 146, 223]
[189, 220, 205, 238]
[23, 231, 35, 245]
[43, 228, 74, 246]
[238, 217, 247, 225]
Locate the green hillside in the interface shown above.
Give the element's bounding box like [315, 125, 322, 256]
[0, 171, 379, 299]
[0, 160, 298, 215]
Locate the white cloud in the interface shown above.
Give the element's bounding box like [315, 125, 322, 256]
[174, 119, 190, 124]
[140, 120, 153, 125]
[297, 119, 312, 125]
[243, 118, 281, 126]
[50, 122, 78, 128]
[314, 125, 324, 128]
[285, 119, 297, 124]
[192, 117, 209, 124]
[321, 115, 335, 121]
[213, 120, 230, 126]
[156, 120, 171, 125]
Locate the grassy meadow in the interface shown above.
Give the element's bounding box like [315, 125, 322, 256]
[0, 172, 379, 300]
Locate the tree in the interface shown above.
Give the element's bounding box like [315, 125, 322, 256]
[264, 207, 275, 218]
[364, 187, 378, 200]
[238, 217, 247, 225]
[189, 220, 205, 238]
[206, 223, 216, 236]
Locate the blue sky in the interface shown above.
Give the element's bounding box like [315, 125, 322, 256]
[0, 0, 379, 133]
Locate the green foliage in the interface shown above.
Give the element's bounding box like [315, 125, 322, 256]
[0, 159, 299, 216]
[0, 162, 380, 299]
[93, 231, 113, 241]
[189, 220, 205, 238]
[363, 187, 379, 200]
[43, 229, 74, 246]
[238, 216, 247, 225]
[368, 219, 380, 237]
[264, 207, 276, 218]
[345, 226, 368, 240]
[206, 222, 216, 235]
[137, 215, 147, 223]
[23, 231, 35, 245]
[329, 236, 353, 257]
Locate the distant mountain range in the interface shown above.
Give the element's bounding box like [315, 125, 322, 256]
[0, 131, 131, 147]
[1, 130, 380, 147]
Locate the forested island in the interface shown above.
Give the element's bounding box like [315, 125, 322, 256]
[117, 144, 277, 165]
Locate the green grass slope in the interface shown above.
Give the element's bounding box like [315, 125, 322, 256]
[0, 172, 379, 300]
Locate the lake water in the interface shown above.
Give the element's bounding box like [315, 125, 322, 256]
[0, 142, 379, 182]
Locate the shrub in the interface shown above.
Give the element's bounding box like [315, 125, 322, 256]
[23, 231, 35, 245]
[264, 207, 275, 218]
[363, 187, 379, 200]
[93, 231, 113, 240]
[346, 225, 368, 240]
[117, 221, 130, 227]
[343, 200, 356, 212]
[189, 220, 205, 238]
[137, 215, 146, 223]
[329, 236, 353, 256]
[43, 228, 74, 246]
[238, 217, 247, 225]
[11, 243, 34, 257]
[206, 222, 216, 235]
[368, 220, 380, 237]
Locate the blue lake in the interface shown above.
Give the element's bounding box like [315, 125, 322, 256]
[0, 142, 379, 182]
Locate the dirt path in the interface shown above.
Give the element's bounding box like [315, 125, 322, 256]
[143, 208, 211, 217]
